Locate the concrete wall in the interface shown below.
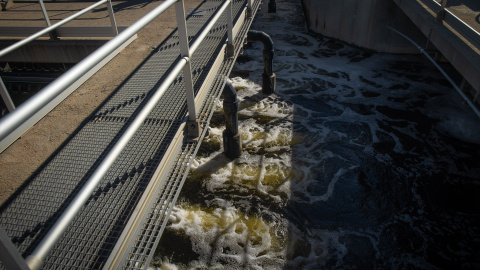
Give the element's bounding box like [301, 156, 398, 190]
[300, 0, 427, 53]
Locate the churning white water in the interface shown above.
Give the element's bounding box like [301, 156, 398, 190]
[151, 0, 480, 269]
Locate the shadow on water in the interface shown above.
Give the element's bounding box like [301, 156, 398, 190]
[279, 2, 480, 269]
[153, 0, 480, 268]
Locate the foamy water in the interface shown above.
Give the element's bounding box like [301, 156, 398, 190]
[151, 0, 480, 269]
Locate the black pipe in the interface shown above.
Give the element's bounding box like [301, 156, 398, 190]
[268, 0, 276, 13]
[247, 30, 276, 94]
[222, 81, 242, 159]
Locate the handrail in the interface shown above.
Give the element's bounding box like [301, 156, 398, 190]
[420, 0, 480, 50]
[12, 0, 237, 268]
[190, 0, 232, 54]
[444, 10, 480, 49]
[0, 0, 108, 58]
[22, 1, 180, 267]
[0, 0, 176, 143]
[24, 56, 189, 270]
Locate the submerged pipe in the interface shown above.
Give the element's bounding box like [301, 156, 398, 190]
[222, 80, 242, 159]
[247, 30, 276, 94]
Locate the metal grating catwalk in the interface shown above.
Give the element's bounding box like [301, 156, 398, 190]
[0, 0, 260, 269]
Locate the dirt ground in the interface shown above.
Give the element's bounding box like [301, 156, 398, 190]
[0, 0, 203, 205]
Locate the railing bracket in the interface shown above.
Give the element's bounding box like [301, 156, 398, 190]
[226, 43, 235, 58]
[246, 7, 252, 19]
[186, 119, 203, 142]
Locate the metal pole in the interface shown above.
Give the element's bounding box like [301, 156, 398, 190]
[0, 227, 30, 270]
[0, 77, 15, 112]
[226, 1, 234, 57]
[190, 0, 231, 54]
[227, 1, 233, 45]
[25, 57, 188, 270]
[175, 0, 196, 121]
[106, 0, 118, 36]
[38, 0, 51, 26]
[38, 0, 57, 40]
[0, 0, 108, 58]
[0, 0, 178, 143]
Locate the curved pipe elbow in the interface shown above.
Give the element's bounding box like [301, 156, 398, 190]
[247, 30, 274, 76]
[247, 30, 274, 54]
[222, 80, 237, 104]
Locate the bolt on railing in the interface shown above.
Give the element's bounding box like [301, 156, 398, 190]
[0, 0, 240, 269]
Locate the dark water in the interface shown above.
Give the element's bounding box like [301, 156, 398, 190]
[152, 0, 480, 269]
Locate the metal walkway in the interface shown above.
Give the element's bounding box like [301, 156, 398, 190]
[0, 0, 260, 268]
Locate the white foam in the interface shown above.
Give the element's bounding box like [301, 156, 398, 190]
[165, 203, 287, 269]
[157, 0, 480, 268]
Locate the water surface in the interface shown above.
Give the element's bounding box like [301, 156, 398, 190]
[152, 0, 480, 269]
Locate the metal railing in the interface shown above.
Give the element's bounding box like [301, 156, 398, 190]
[0, 0, 252, 269]
[418, 0, 480, 109]
[0, 0, 118, 115]
[421, 0, 480, 50]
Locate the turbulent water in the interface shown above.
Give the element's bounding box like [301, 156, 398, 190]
[152, 0, 480, 269]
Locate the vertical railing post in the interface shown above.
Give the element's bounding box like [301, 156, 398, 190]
[0, 227, 30, 270]
[175, 0, 201, 140]
[0, 77, 15, 112]
[106, 0, 119, 36]
[226, 1, 234, 57]
[436, 0, 447, 22]
[38, 0, 58, 40]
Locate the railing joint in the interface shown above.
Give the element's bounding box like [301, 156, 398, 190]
[186, 119, 203, 142]
[226, 43, 235, 58]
